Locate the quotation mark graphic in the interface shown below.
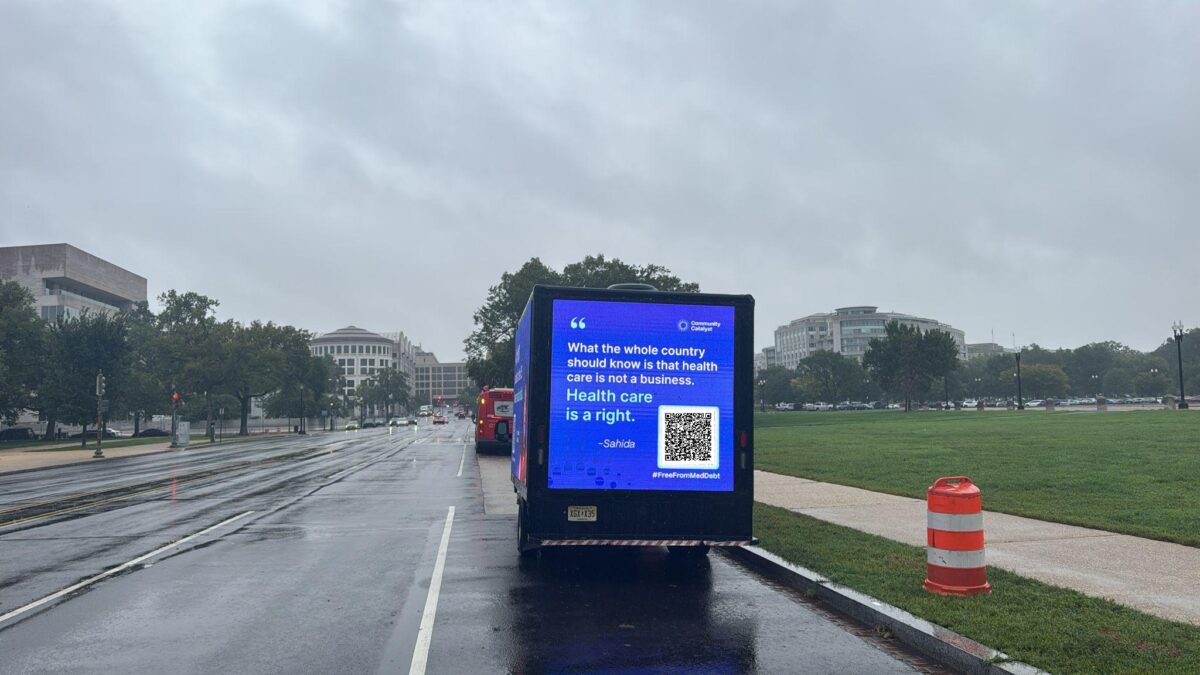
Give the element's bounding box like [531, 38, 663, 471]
[570, 317, 587, 329]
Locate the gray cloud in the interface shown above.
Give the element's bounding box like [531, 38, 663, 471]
[2, 0, 1197, 358]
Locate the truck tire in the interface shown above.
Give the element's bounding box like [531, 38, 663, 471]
[517, 500, 537, 557]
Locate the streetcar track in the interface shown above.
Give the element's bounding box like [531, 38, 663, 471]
[0, 445, 339, 529]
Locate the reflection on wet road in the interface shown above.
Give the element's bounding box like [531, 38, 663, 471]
[0, 421, 949, 673]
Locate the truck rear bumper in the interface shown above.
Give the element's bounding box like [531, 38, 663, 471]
[537, 538, 756, 547]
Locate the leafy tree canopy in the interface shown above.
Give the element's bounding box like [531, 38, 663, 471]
[464, 255, 698, 388]
[0, 281, 45, 425]
[864, 321, 959, 411]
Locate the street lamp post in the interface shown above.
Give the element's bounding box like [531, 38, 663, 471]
[757, 378, 766, 413]
[1172, 322, 1189, 409]
[1015, 352, 1024, 410]
[1091, 374, 1100, 399]
[298, 384, 307, 434]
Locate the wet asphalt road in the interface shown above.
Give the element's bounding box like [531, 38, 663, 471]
[0, 420, 948, 674]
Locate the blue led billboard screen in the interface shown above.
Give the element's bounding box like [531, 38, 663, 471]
[548, 299, 735, 491]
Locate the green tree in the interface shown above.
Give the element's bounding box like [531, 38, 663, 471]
[464, 255, 698, 388]
[356, 366, 410, 418]
[224, 322, 316, 435]
[38, 312, 131, 443]
[0, 281, 45, 425]
[755, 366, 796, 405]
[123, 302, 170, 436]
[794, 350, 868, 403]
[262, 354, 336, 421]
[156, 291, 225, 441]
[1151, 327, 1199, 400]
[1003, 363, 1069, 399]
[1131, 369, 1172, 397]
[1064, 342, 1133, 396]
[456, 386, 479, 408]
[864, 322, 959, 411]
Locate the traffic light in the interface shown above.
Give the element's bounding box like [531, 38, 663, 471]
[172, 391, 181, 402]
[96, 372, 106, 397]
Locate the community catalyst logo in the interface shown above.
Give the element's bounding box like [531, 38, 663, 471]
[678, 319, 722, 333]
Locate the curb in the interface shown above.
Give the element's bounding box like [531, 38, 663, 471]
[725, 546, 1047, 675]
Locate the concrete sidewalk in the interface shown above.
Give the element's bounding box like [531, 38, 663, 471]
[0, 441, 180, 474]
[756, 470, 1200, 626]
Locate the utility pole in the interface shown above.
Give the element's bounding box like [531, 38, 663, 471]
[1015, 352, 1024, 411]
[93, 371, 106, 458]
[170, 389, 181, 448]
[299, 384, 307, 434]
[1173, 322, 1189, 409]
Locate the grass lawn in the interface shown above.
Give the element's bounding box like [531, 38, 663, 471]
[755, 503, 1200, 674]
[755, 410, 1200, 547]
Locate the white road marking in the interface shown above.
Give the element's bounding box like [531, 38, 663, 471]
[456, 445, 466, 477]
[409, 506, 455, 675]
[0, 510, 255, 626]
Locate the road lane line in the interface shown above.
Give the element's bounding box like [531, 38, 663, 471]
[457, 446, 466, 477]
[0, 510, 255, 627]
[409, 506, 455, 675]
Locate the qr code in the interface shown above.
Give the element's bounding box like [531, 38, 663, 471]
[657, 405, 720, 470]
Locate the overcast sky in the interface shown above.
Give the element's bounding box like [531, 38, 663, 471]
[3, 1, 1197, 359]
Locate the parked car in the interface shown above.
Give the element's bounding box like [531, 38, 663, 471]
[0, 427, 37, 442]
[69, 428, 123, 439]
[135, 428, 170, 437]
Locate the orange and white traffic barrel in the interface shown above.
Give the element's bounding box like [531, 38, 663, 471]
[924, 476, 991, 596]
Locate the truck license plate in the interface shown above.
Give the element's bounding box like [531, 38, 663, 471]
[567, 505, 597, 522]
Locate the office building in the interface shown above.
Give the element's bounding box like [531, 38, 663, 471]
[0, 244, 146, 320]
[774, 306, 966, 369]
[310, 326, 411, 398]
[755, 346, 777, 373]
[966, 343, 1016, 360]
[414, 351, 474, 405]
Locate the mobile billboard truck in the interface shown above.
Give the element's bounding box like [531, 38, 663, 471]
[511, 284, 754, 555]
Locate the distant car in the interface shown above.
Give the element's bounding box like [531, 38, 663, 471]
[388, 418, 407, 427]
[135, 428, 170, 437]
[69, 428, 122, 439]
[345, 421, 360, 431]
[361, 421, 381, 428]
[432, 414, 448, 425]
[455, 411, 467, 419]
[407, 416, 418, 425]
[0, 427, 36, 441]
